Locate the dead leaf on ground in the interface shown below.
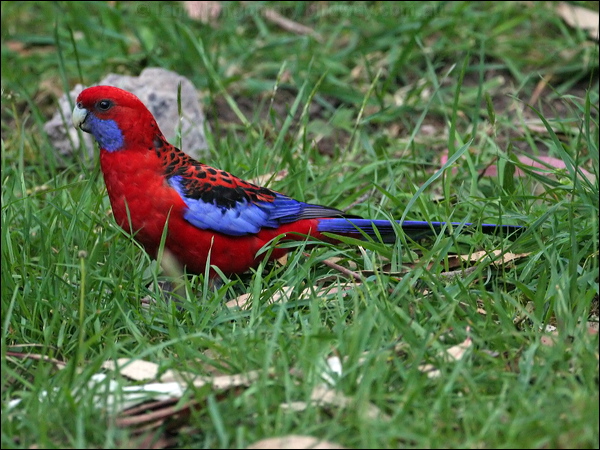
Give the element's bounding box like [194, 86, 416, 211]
[556, 2, 599, 41]
[418, 329, 473, 378]
[311, 384, 390, 420]
[440, 152, 596, 182]
[515, 155, 595, 182]
[359, 250, 528, 287]
[184, 1, 222, 23]
[103, 357, 263, 391]
[96, 358, 268, 446]
[417, 251, 529, 283]
[522, 120, 580, 138]
[225, 286, 294, 309]
[463, 250, 530, 267]
[246, 435, 347, 449]
[424, 250, 530, 273]
[96, 358, 264, 431]
[281, 384, 390, 421]
[103, 358, 163, 381]
[319, 356, 344, 386]
[71, 356, 275, 449]
[225, 283, 357, 309]
[445, 335, 473, 361]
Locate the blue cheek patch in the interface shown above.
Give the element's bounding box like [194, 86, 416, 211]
[86, 115, 124, 152]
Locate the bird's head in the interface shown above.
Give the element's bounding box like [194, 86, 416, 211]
[73, 85, 160, 152]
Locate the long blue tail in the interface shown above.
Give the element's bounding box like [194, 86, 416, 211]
[317, 218, 524, 243]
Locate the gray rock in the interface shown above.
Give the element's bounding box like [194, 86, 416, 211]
[44, 67, 208, 164]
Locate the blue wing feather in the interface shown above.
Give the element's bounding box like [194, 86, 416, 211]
[168, 175, 347, 236]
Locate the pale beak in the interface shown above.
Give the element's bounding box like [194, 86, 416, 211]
[72, 102, 90, 132]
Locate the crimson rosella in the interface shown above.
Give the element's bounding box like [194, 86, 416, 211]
[72, 86, 521, 277]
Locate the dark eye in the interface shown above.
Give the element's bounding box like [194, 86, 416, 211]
[97, 100, 113, 111]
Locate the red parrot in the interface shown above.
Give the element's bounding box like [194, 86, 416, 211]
[72, 86, 521, 277]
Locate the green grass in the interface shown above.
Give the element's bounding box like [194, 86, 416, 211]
[2, 1, 599, 448]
